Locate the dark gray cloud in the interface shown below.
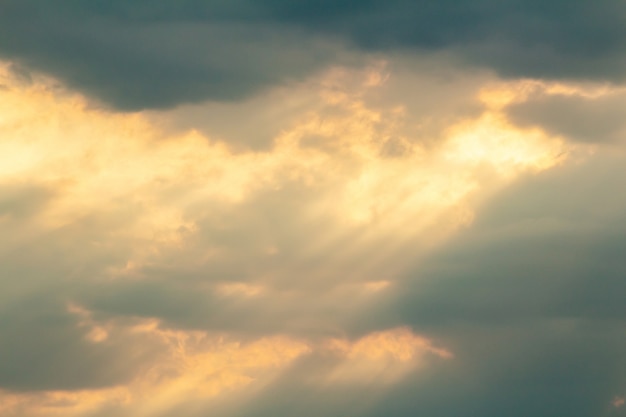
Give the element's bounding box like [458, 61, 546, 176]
[1, 0, 626, 110]
[359, 323, 625, 417]
[506, 90, 626, 143]
[345, 152, 626, 416]
[0, 1, 346, 110]
[387, 151, 626, 326]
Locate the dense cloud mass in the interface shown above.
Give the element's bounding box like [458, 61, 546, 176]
[506, 88, 626, 143]
[1, 0, 626, 109]
[1, 2, 626, 417]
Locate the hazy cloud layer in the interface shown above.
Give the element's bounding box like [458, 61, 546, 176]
[1, 0, 626, 109]
[1, 41, 625, 417]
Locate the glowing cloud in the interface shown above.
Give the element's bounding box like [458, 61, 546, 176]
[0, 59, 596, 417]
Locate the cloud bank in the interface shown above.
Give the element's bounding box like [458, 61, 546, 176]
[1, 3, 626, 416]
[2, 0, 626, 109]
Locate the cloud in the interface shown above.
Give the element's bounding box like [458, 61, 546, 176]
[0, 183, 54, 219]
[144, 58, 489, 150]
[347, 148, 626, 416]
[278, 79, 626, 417]
[2, 0, 626, 109]
[506, 85, 626, 143]
[0, 297, 158, 392]
[1, 57, 622, 417]
[0, 0, 346, 110]
[0, 316, 312, 417]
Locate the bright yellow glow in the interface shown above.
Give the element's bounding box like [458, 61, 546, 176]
[0, 63, 567, 252]
[124, 323, 310, 417]
[363, 280, 391, 293]
[215, 282, 265, 297]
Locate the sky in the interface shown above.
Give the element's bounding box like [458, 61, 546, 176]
[0, 1, 625, 416]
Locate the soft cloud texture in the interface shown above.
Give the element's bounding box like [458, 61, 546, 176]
[1, 13, 625, 415]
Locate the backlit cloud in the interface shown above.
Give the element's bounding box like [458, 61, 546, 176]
[1, 7, 625, 415]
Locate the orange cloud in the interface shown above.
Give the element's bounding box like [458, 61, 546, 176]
[321, 327, 452, 385]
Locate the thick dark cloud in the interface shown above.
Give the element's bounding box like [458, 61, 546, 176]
[358, 324, 625, 417]
[348, 152, 626, 416]
[506, 90, 626, 143]
[381, 151, 626, 326]
[0, 1, 345, 110]
[1, 0, 625, 110]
